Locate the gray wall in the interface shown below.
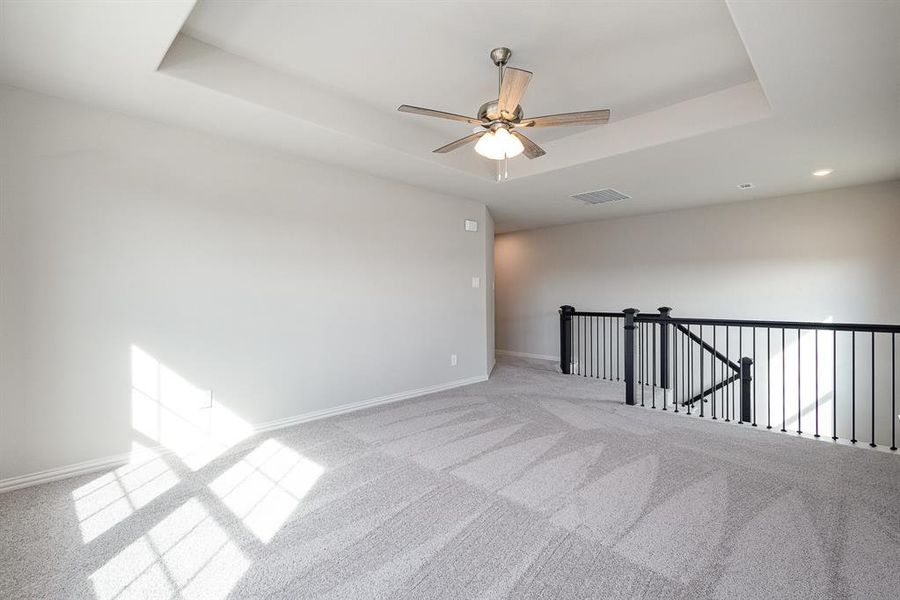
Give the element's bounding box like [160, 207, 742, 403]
[0, 86, 493, 481]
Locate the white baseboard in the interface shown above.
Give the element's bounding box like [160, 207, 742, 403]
[252, 374, 489, 434]
[0, 451, 136, 495]
[0, 373, 489, 494]
[496, 349, 560, 362]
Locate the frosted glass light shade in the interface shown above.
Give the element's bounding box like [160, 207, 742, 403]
[475, 128, 524, 160]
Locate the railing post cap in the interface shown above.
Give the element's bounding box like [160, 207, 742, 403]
[741, 356, 754, 365]
[559, 305, 576, 315]
[622, 308, 639, 315]
[657, 306, 673, 316]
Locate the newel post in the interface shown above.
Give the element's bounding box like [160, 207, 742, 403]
[740, 357, 753, 423]
[559, 305, 575, 374]
[658, 307, 672, 390]
[623, 308, 639, 405]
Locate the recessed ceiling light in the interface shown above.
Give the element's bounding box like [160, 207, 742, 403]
[812, 169, 834, 177]
[737, 183, 754, 189]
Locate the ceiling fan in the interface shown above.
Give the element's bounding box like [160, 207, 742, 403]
[398, 47, 611, 180]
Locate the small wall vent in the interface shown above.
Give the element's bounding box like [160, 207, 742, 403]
[571, 188, 630, 205]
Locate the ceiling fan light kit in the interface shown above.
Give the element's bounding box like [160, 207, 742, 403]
[475, 127, 524, 160]
[398, 47, 611, 181]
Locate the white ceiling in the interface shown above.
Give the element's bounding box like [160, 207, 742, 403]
[182, 1, 757, 145]
[1, 1, 898, 233]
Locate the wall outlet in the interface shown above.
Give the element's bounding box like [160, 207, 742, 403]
[450, 354, 458, 366]
[471, 276, 480, 289]
[464, 219, 478, 232]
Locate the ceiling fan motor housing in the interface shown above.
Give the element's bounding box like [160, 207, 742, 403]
[478, 100, 523, 124]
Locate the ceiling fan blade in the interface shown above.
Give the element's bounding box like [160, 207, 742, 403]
[433, 132, 485, 154]
[519, 109, 610, 128]
[511, 131, 546, 159]
[398, 105, 482, 125]
[498, 67, 532, 115]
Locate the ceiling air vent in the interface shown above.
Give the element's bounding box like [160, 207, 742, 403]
[571, 188, 630, 205]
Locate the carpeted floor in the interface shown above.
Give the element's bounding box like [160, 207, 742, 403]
[2, 356, 899, 599]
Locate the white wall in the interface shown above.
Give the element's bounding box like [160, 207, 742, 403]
[496, 181, 900, 356]
[496, 182, 900, 444]
[0, 86, 493, 482]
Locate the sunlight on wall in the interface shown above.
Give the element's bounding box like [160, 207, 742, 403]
[77, 347, 324, 599]
[769, 319, 835, 436]
[89, 497, 249, 600]
[73, 443, 179, 543]
[131, 345, 252, 470]
[210, 438, 324, 543]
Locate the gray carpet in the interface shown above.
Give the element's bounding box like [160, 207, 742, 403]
[2, 356, 899, 599]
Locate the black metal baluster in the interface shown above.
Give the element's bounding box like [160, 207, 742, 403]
[603, 317, 607, 380]
[725, 327, 731, 422]
[676, 327, 682, 413]
[584, 316, 588, 377]
[797, 328, 802, 435]
[699, 325, 705, 418]
[710, 326, 717, 420]
[608, 317, 612, 381]
[573, 315, 577, 375]
[576, 316, 580, 376]
[576, 316, 581, 376]
[579, 315, 583, 375]
[852, 331, 857, 443]
[589, 316, 593, 378]
[752, 327, 757, 426]
[688, 325, 693, 415]
[572, 315, 581, 375]
[610, 317, 614, 382]
[603, 317, 608, 380]
[638, 321, 642, 385]
[667, 323, 674, 412]
[781, 327, 787, 433]
[597, 317, 606, 379]
[645, 321, 650, 406]
[569, 312, 574, 374]
[617, 318, 621, 381]
[581, 317, 589, 377]
[640, 323, 645, 407]
[833, 332, 838, 441]
[767, 328, 772, 429]
[870, 332, 876, 447]
[652, 323, 657, 408]
[892, 333, 896, 451]
[731, 326, 744, 424]
[814, 329, 820, 438]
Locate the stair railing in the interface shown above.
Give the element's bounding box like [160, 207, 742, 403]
[559, 305, 899, 450]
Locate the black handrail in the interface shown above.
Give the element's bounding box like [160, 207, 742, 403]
[637, 314, 900, 334]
